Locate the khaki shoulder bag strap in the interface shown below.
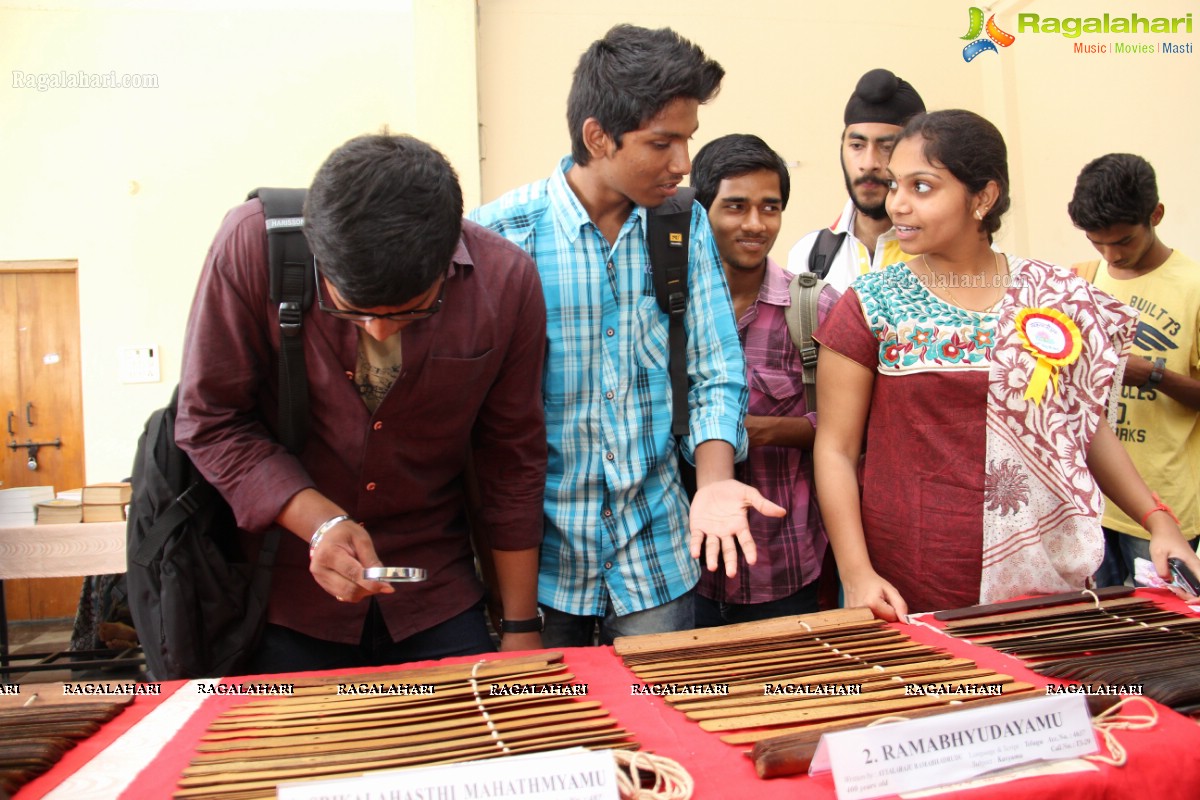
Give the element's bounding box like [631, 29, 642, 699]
[785, 272, 826, 412]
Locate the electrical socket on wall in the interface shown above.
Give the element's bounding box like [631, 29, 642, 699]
[118, 345, 161, 383]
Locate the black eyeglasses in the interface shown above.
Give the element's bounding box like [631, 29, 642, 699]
[314, 262, 446, 322]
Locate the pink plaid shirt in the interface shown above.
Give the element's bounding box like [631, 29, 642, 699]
[699, 259, 839, 603]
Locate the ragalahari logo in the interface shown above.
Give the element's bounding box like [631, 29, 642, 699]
[962, 7, 1016, 61]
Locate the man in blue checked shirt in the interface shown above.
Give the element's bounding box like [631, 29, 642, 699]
[470, 24, 785, 646]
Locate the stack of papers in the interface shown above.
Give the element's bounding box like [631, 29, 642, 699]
[0, 486, 55, 527]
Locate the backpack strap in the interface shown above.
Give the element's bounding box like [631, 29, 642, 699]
[131, 479, 218, 567]
[1071, 259, 1101, 283]
[248, 187, 312, 455]
[648, 187, 696, 438]
[785, 272, 827, 413]
[807, 228, 849, 280]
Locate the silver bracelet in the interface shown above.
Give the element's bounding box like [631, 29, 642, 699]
[309, 514, 351, 558]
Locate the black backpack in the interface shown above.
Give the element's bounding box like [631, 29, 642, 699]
[807, 227, 848, 280]
[126, 188, 311, 679]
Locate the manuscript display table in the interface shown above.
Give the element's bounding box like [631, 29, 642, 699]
[12, 589, 1200, 800]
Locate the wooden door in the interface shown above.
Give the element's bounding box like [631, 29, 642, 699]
[1, 263, 87, 620]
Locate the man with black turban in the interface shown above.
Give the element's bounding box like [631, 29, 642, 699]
[786, 68, 925, 291]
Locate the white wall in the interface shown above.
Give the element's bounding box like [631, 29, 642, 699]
[477, 0, 985, 255]
[991, 0, 1199, 266]
[476, 0, 1200, 267]
[3, 0, 1197, 483]
[1, 0, 479, 483]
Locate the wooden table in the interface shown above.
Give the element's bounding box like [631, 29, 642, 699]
[0, 522, 126, 580]
[0, 521, 126, 668]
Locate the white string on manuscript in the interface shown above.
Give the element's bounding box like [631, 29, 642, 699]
[469, 660, 511, 754]
[613, 750, 695, 800]
[1086, 696, 1159, 767]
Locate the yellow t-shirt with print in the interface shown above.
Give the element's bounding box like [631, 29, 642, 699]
[1094, 249, 1200, 540]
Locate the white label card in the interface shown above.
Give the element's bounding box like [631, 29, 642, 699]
[809, 694, 1096, 800]
[277, 747, 619, 800]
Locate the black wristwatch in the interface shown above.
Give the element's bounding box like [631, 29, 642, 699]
[500, 608, 545, 634]
[1141, 357, 1166, 390]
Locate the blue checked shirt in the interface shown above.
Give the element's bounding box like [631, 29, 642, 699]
[470, 157, 748, 616]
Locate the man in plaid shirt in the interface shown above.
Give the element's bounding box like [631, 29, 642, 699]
[691, 134, 840, 625]
[470, 25, 784, 645]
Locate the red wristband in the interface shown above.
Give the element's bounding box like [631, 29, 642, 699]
[1139, 492, 1180, 530]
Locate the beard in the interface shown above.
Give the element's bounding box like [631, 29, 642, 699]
[842, 169, 890, 221]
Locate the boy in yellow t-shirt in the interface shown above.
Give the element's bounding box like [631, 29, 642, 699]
[1068, 153, 1200, 586]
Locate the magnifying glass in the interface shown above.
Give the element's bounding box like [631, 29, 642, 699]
[363, 566, 428, 583]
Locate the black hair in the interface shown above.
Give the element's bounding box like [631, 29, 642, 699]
[304, 133, 463, 307]
[691, 134, 790, 211]
[567, 24, 723, 166]
[896, 110, 1010, 242]
[1067, 153, 1160, 230]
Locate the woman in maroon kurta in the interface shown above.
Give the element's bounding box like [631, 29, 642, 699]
[813, 110, 1200, 619]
